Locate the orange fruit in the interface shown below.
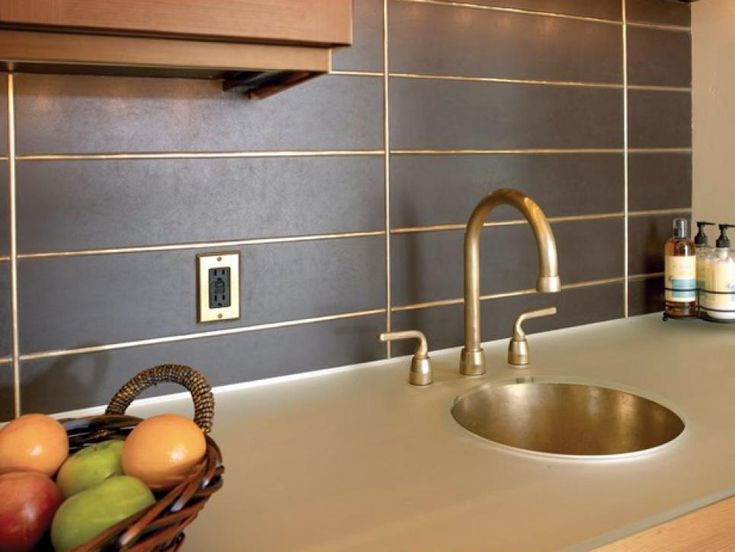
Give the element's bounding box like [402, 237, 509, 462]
[0, 413, 69, 476]
[122, 414, 206, 492]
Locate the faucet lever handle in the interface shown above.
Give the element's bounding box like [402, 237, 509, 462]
[379, 330, 432, 386]
[508, 307, 557, 367]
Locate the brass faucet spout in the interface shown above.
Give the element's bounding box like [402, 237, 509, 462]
[460, 188, 561, 376]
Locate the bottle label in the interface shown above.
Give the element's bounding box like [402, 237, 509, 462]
[665, 256, 696, 303]
[705, 260, 735, 313]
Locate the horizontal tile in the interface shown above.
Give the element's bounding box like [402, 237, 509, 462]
[391, 218, 624, 306]
[390, 1, 622, 83]
[627, 26, 691, 87]
[426, 0, 622, 19]
[626, 0, 690, 27]
[19, 237, 385, 352]
[628, 153, 691, 211]
[390, 78, 623, 150]
[391, 154, 623, 228]
[629, 277, 664, 317]
[0, 367, 12, 421]
[0, 265, 10, 358]
[0, 74, 6, 155]
[17, 157, 384, 253]
[15, 74, 383, 155]
[0, 161, 8, 256]
[628, 90, 691, 149]
[393, 282, 624, 356]
[333, 0, 384, 72]
[628, 212, 691, 275]
[18, 313, 385, 416]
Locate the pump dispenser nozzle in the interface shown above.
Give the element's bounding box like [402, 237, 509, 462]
[673, 218, 689, 239]
[695, 221, 716, 246]
[716, 224, 734, 249]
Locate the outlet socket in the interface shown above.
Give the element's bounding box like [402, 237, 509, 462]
[196, 252, 240, 323]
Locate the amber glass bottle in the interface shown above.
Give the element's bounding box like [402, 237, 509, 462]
[664, 218, 697, 318]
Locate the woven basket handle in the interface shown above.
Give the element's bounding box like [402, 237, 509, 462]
[105, 364, 214, 434]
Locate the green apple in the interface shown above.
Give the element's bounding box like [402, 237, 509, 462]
[56, 440, 124, 498]
[51, 475, 155, 552]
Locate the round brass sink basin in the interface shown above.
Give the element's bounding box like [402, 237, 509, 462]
[451, 380, 685, 457]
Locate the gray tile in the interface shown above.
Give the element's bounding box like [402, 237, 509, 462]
[627, 27, 691, 87]
[628, 212, 691, 276]
[15, 74, 383, 155]
[390, 78, 623, 150]
[18, 157, 384, 253]
[628, 90, 691, 149]
[626, 0, 690, 26]
[0, 74, 6, 155]
[628, 153, 691, 211]
[393, 282, 624, 355]
[391, 154, 623, 228]
[391, 218, 624, 306]
[629, 276, 664, 316]
[20, 313, 385, 415]
[333, 0, 384, 72]
[0, 161, 8, 256]
[19, 236, 385, 352]
[0, 365, 12, 422]
[389, 1, 622, 83]
[0, 265, 10, 358]
[443, 0, 621, 19]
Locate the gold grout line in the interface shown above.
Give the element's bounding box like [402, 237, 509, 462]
[7, 74, 20, 418]
[383, 0, 392, 359]
[0, 356, 12, 366]
[390, 72, 623, 90]
[16, 230, 387, 261]
[392, 276, 628, 313]
[20, 308, 388, 362]
[16, 150, 386, 162]
[330, 70, 384, 77]
[397, 0, 621, 26]
[626, 21, 690, 33]
[623, 0, 630, 319]
[629, 207, 692, 217]
[628, 148, 692, 154]
[0, 208, 689, 263]
[629, 272, 664, 282]
[392, 212, 626, 235]
[392, 148, 626, 155]
[628, 84, 691, 93]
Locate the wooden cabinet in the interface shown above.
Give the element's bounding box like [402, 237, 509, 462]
[0, 0, 353, 98]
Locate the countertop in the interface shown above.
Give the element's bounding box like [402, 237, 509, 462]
[64, 314, 735, 551]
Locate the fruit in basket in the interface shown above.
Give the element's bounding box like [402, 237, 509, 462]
[50, 475, 155, 552]
[0, 471, 63, 552]
[122, 414, 206, 491]
[56, 440, 124, 498]
[0, 414, 69, 476]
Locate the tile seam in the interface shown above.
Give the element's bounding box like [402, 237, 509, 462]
[383, 0, 392, 358]
[623, 0, 630, 318]
[7, 74, 19, 417]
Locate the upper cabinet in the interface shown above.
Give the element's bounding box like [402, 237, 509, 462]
[0, 0, 353, 98]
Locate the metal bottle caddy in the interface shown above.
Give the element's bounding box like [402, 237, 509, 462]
[663, 285, 735, 324]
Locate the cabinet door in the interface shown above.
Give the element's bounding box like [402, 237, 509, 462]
[0, 0, 352, 46]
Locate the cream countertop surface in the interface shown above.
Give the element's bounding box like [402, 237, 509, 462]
[58, 314, 735, 551]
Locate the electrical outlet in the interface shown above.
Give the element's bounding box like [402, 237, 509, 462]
[196, 252, 240, 323]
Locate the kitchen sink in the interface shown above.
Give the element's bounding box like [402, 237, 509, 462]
[451, 379, 685, 457]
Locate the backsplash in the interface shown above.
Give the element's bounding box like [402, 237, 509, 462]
[0, 0, 692, 420]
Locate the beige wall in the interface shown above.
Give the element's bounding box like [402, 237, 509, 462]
[693, 0, 735, 224]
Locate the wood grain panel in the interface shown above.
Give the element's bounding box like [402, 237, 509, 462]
[0, 0, 352, 46]
[594, 497, 735, 552]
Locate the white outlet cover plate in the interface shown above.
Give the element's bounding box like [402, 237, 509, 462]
[197, 252, 240, 323]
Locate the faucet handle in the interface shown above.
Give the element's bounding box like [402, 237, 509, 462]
[379, 330, 432, 386]
[507, 307, 557, 367]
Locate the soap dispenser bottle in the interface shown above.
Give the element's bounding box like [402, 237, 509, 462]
[705, 224, 735, 320]
[664, 218, 697, 318]
[694, 221, 715, 295]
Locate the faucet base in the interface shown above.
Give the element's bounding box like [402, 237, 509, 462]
[460, 347, 486, 375]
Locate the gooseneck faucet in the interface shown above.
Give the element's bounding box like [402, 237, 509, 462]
[460, 189, 561, 376]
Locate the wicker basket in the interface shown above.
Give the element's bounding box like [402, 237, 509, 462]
[60, 364, 224, 552]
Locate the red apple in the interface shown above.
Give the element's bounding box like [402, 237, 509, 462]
[0, 471, 62, 552]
